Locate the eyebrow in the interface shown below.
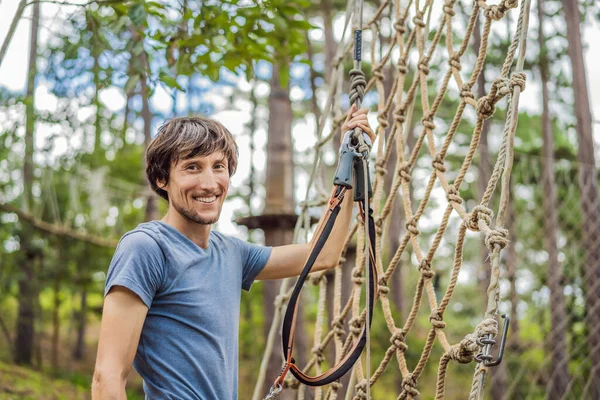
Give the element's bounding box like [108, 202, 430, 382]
[181, 157, 228, 166]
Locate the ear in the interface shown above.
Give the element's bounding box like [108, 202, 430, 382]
[156, 178, 167, 190]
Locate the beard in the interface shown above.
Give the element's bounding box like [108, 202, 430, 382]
[172, 198, 220, 225]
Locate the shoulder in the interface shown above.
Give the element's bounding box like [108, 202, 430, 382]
[211, 230, 242, 249]
[116, 222, 163, 256]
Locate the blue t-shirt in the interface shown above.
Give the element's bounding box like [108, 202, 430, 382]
[103, 220, 272, 400]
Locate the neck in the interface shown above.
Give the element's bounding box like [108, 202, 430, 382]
[161, 209, 212, 249]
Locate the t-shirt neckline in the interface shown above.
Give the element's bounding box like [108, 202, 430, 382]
[154, 220, 213, 252]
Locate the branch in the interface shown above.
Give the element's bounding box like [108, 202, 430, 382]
[0, 0, 27, 70]
[24, 0, 124, 6]
[0, 202, 118, 248]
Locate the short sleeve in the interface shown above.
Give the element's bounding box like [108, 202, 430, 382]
[104, 231, 165, 308]
[235, 238, 272, 291]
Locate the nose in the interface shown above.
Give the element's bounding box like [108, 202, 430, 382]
[197, 169, 219, 193]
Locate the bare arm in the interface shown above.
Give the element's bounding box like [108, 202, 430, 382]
[92, 286, 149, 400]
[256, 105, 374, 281]
[256, 187, 355, 280]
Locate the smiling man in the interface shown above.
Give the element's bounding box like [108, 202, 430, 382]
[92, 109, 374, 400]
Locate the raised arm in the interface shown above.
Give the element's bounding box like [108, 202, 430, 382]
[92, 286, 148, 400]
[257, 104, 374, 281]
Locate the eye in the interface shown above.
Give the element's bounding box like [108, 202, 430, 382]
[215, 164, 226, 170]
[186, 164, 199, 171]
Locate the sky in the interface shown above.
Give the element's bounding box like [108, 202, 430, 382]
[1, 0, 600, 241]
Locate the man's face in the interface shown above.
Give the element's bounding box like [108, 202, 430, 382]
[161, 151, 229, 225]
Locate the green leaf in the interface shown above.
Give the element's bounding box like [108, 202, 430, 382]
[128, 3, 147, 27]
[159, 74, 184, 91]
[124, 74, 140, 94]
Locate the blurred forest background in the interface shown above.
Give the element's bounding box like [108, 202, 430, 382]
[1, 0, 600, 399]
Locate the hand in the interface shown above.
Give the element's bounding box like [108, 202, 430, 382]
[341, 104, 376, 143]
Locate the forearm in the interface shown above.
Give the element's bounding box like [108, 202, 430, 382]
[313, 188, 354, 270]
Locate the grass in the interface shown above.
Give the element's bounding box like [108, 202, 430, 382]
[0, 361, 89, 400]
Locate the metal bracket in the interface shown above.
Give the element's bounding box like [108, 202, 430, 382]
[475, 314, 510, 367]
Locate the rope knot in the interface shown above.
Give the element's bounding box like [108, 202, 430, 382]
[274, 293, 290, 309]
[377, 113, 390, 130]
[466, 205, 493, 231]
[413, 12, 426, 28]
[310, 273, 325, 285]
[394, 107, 406, 124]
[448, 333, 479, 364]
[476, 96, 495, 120]
[429, 309, 447, 329]
[432, 153, 446, 173]
[374, 217, 384, 235]
[378, 277, 389, 296]
[401, 374, 420, 397]
[485, 4, 507, 21]
[396, 58, 408, 75]
[421, 114, 436, 131]
[418, 259, 435, 279]
[372, 65, 385, 81]
[397, 162, 411, 183]
[349, 69, 367, 105]
[446, 185, 463, 205]
[311, 346, 325, 363]
[460, 83, 474, 100]
[418, 61, 430, 76]
[354, 379, 369, 399]
[443, 0, 456, 17]
[476, 318, 499, 339]
[390, 328, 408, 352]
[331, 381, 342, 390]
[349, 316, 363, 336]
[405, 218, 420, 236]
[448, 53, 461, 71]
[331, 317, 346, 337]
[352, 267, 364, 285]
[394, 18, 407, 35]
[485, 227, 510, 251]
[375, 165, 388, 176]
[509, 72, 526, 92]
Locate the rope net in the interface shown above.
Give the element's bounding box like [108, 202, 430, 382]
[254, 0, 531, 398]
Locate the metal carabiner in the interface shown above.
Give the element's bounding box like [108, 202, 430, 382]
[263, 383, 283, 400]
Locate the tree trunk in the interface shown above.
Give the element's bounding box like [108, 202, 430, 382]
[262, 63, 299, 399]
[15, 1, 40, 366]
[562, 1, 600, 395]
[129, 23, 159, 222]
[73, 287, 88, 360]
[0, 0, 27, 68]
[321, 0, 337, 79]
[51, 269, 62, 371]
[538, 0, 570, 396]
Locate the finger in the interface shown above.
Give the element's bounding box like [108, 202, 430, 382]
[344, 105, 357, 123]
[352, 108, 369, 117]
[349, 115, 368, 124]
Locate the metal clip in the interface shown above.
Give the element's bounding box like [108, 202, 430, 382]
[475, 314, 510, 367]
[264, 383, 282, 400]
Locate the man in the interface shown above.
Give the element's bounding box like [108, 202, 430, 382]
[92, 104, 375, 399]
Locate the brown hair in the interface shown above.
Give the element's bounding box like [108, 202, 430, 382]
[145, 116, 239, 201]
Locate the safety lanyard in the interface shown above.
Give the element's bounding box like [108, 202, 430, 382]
[266, 130, 377, 398]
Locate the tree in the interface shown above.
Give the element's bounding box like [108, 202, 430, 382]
[561, 0, 600, 394]
[14, 0, 40, 366]
[538, 0, 570, 396]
